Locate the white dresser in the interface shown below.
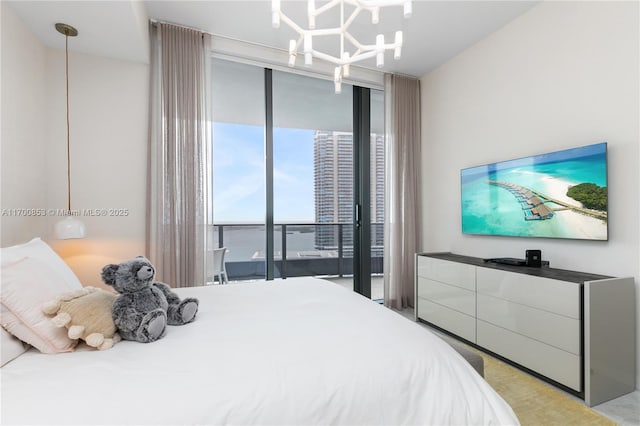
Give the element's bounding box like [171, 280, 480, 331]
[415, 253, 636, 407]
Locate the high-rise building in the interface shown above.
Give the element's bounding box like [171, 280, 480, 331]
[314, 130, 384, 254]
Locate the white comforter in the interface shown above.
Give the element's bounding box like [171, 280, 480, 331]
[1, 277, 518, 425]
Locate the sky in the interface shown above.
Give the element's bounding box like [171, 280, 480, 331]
[462, 142, 607, 177]
[213, 122, 315, 224]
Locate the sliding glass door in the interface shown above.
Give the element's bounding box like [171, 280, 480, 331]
[211, 58, 383, 299]
[272, 70, 354, 288]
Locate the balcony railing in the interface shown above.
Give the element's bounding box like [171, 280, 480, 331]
[210, 223, 384, 281]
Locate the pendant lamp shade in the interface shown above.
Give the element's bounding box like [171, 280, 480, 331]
[55, 216, 87, 239]
[54, 23, 86, 240]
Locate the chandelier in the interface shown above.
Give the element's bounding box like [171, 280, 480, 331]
[271, 0, 412, 93]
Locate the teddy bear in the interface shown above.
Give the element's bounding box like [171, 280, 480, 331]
[100, 256, 199, 343]
[42, 287, 121, 350]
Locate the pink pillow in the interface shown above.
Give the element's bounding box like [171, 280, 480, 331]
[1, 238, 82, 290]
[1, 257, 79, 353]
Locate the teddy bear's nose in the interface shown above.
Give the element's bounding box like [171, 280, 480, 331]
[137, 265, 154, 280]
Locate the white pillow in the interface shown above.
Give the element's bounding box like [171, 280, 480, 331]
[0, 238, 82, 290]
[1, 257, 79, 353]
[1, 326, 28, 367]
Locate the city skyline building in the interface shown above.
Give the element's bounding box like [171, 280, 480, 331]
[314, 130, 385, 253]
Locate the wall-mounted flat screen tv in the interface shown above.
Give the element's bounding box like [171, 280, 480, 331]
[461, 142, 608, 240]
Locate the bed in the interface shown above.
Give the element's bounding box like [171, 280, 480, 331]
[1, 241, 518, 425]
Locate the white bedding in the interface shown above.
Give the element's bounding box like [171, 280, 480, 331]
[1, 277, 518, 425]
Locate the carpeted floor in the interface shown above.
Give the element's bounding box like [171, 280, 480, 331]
[480, 351, 616, 425]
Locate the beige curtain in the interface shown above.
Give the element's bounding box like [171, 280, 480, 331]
[383, 74, 422, 309]
[147, 23, 212, 287]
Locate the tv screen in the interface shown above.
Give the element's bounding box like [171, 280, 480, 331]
[461, 142, 608, 240]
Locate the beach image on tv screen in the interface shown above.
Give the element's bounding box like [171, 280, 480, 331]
[461, 142, 607, 240]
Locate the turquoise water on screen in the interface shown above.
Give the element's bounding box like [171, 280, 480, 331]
[461, 145, 607, 239]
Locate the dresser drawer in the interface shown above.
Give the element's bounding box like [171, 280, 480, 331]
[418, 277, 475, 316]
[417, 257, 475, 291]
[476, 267, 580, 319]
[477, 293, 580, 354]
[418, 297, 476, 343]
[477, 320, 581, 391]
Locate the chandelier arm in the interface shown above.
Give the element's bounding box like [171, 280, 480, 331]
[347, 50, 378, 63]
[314, 0, 341, 17]
[305, 27, 345, 37]
[344, 31, 365, 50]
[343, 6, 362, 31]
[312, 50, 345, 65]
[344, 32, 400, 51]
[281, 14, 345, 38]
[279, 13, 306, 34]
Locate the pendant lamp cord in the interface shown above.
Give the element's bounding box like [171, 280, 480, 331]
[65, 33, 71, 213]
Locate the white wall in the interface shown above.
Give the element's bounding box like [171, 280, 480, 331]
[420, 1, 639, 389]
[1, 5, 150, 289]
[0, 3, 48, 244]
[44, 49, 149, 288]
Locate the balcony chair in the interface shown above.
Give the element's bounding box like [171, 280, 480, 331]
[207, 247, 229, 285]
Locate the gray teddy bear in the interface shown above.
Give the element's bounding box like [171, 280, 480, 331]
[101, 256, 199, 343]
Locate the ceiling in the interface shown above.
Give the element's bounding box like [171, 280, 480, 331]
[7, 1, 539, 78]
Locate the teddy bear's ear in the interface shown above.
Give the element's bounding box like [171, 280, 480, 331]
[101, 264, 119, 285]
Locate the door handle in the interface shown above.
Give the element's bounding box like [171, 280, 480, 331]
[355, 204, 361, 228]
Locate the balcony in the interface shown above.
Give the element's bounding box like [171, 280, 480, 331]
[210, 223, 384, 297]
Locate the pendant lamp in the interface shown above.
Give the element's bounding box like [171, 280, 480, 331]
[54, 23, 86, 240]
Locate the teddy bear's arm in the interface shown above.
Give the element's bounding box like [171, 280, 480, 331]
[150, 284, 170, 311]
[112, 298, 144, 333]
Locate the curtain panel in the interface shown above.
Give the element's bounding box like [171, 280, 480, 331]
[383, 74, 422, 309]
[147, 23, 212, 287]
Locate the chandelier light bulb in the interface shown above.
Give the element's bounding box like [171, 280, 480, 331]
[404, 1, 412, 18]
[342, 52, 350, 77]
[376, 34, 385, 50]
[371, 7, 380, 24]
[304, 34, 312, 53]
[304, 34, 313, 65]
[376, 34, 385, 68]
[272, 0, 281, 28]
[334, 66, 343, 94]
[394, 31, 403, 59]
[288, 39, 297, 66]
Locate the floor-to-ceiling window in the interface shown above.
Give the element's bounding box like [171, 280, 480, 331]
[211, 59, 265, 280]
[211, 58, 384, 299]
